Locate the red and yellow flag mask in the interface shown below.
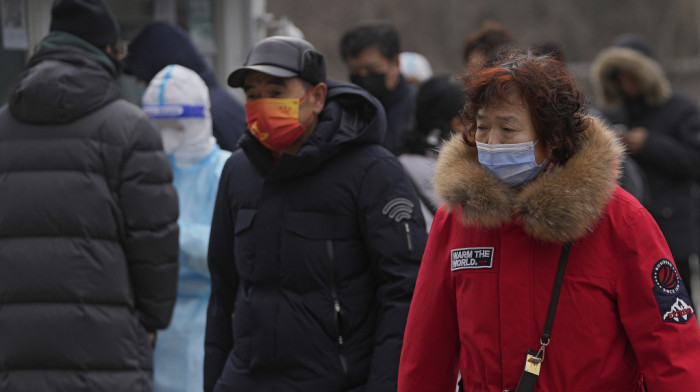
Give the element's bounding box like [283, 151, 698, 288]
[244, 90, 314, 151]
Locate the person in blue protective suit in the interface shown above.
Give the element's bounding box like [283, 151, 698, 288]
[142, 64, 231, 392]
[126, 21, 245, 152]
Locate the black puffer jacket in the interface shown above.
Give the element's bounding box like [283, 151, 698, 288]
[205, 81, 427, 392]
[0, 43, 179, 391]
[591, 42, 700, 262]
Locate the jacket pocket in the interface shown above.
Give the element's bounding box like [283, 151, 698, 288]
[233, 209, 256, 278]
[281, 212, 357, 375]
[285, 211, 356, 240]
[282, 212, 359, 288]
[326, 239, 348, 377]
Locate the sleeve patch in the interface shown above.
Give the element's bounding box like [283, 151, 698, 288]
[652, 258, 695, 324]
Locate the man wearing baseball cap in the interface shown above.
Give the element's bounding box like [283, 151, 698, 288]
[205, 36, 427, 392]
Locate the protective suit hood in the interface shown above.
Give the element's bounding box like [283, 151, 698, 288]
[142, 64, 216, 167]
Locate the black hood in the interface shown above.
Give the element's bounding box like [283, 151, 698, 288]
[124, 22, 218, 87]
[9, 46, 120, 123]
[240, 80, 387, 179]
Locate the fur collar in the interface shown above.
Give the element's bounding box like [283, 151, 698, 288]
[590, 47, 671, 109]
[433, 116, 623, 243]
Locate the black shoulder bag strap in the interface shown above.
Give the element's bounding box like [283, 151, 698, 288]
[515, 241, 572, 392]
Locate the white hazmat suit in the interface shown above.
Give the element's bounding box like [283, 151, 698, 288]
[142, 64, 231, 392]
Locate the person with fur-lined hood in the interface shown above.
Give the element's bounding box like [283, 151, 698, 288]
[398, 49, 700, 391]
[590, 34, 700, 304]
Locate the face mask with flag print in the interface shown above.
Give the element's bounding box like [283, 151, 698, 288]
[244, 89, 314, 151]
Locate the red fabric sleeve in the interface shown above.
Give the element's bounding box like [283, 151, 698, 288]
[616, 206, 700, 390]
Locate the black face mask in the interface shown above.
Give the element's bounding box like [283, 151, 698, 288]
[350, 73, 391, 102]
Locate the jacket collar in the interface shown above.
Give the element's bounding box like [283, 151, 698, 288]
[590, 46, 671, 109]
[433, 116, 623, 242]
[35, 31, 117, 77]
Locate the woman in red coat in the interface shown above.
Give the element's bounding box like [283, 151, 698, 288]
[398, 49, 700, 391]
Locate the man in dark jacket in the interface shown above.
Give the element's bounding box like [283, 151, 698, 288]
[204, 36, 427, 392]
[0, 1, 179, 391]
[591, 34, 700, 303]
[340, 22, 417, 156]
[124, 21, 246, 152]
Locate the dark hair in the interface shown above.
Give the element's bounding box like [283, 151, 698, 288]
[462, 20, 515, 64]
[405, 74, 465, 153]
[532, 41, 566, 64]
[461, 48, 589, 164]
[340, 22, 401, 61]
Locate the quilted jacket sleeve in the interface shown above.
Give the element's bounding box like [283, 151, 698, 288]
[358, 154, 427, 392]
[119, 115, 180, 332]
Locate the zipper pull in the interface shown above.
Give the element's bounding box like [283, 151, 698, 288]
[404, 222, 414, 252]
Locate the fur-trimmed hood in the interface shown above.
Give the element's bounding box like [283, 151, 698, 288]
[590, 46, 671, 109]
[433, 116, 624, 243]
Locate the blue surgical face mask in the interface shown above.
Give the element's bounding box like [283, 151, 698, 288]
[476, 140, 547, 187]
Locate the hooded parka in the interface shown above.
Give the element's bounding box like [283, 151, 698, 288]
[205, 81, 427, 392]
[398, 117, 700, 391]
[0, 34, 179, 392]
[590, 39, 700, 274]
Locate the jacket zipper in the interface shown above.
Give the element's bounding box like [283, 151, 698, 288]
[326, 240, 348, 376]
[404, 222, 414, 252]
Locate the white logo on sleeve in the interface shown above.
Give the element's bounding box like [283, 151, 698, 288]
[451, 247, 494, 271]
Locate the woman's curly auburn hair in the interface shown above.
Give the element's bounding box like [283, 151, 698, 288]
[460, 48, 590, 164]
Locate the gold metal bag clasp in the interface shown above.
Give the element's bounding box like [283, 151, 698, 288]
[524, 353, 542, 376]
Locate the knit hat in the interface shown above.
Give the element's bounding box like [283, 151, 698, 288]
[50, 0, 120, 48]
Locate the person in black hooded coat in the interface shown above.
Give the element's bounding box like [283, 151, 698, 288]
[204, 36, 426, 392]
[590, 34, 700, 302]
[0, 1, 179, 391]
[124, 21, 246, 152]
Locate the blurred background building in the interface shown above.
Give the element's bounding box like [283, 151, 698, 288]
[3, 0, 700, 106]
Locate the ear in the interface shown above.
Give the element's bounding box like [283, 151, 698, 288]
[310, 83, 328, 115]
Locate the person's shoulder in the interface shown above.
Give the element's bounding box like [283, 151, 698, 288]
[341, 143, 397, 165]
[94, 99, 162, 147]
[648, 92, 700, 121]
[603, 185, 652, 226]
[103, 98, 151, 120]
[221, 146, 249, 172]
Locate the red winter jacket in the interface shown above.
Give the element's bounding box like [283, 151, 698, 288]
[399, 118, 700, 392]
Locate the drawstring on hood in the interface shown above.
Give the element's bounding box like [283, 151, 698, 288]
[142, 64, 216, 167]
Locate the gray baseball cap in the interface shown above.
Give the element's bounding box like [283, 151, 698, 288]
[228, 36, 326, 88]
